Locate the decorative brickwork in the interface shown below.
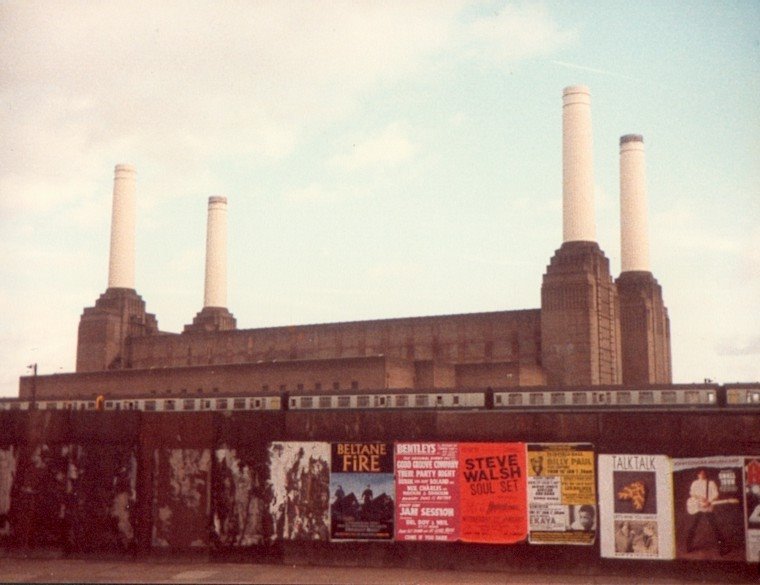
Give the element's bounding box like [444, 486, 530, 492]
[541, 241, 622, 386]
[616, 270, 672, 384]
[76, 288, 158, 372]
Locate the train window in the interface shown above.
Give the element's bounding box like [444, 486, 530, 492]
[617, 392, 631, 405]
[253, 398, 262, 409]
[216, 399, 228, 409]
[105, 401, 114, 410]
[662, 391, 677, 404]
[415, 395, 429, 407]
[375, 396, 387, 407]
[319, 396, 332, 408]
[233, 398, 246, 410]
[145, 400, 157, 411]
[706, 392, 716, 404]
[183, 399, 196, 411]
[751, 392, 760, 404]
[453, 396, 460, 406]
[395, 395, 408, 407]
[685, 391, 701, 404]
[572, 392, 588, 405]
[529, 394, 544, 406]
[550, 393, 565, 405]
[289, 398, 296, 408]
[201, 399, 212, 410]
[495, 394, 503, 405]
[10, 403, 20, 410]
[508, 393, 522, 406]
[300, 397, 313, 408]
[338, 396, 351, 408]
[639, 391, 654, 404]
[87, 401, 96, 410]
[357, 396, 370, 408]
[165, 400, 176, 411]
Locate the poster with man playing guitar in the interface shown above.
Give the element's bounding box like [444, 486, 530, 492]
[672, 457, 744, 561]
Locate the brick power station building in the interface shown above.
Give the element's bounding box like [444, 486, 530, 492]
[19, 85, 672, 401]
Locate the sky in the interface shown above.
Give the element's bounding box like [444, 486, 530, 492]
[1, 1, 758, 397]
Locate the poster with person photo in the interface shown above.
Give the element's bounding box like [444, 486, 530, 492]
[672, 457, 744, 562]
[330, 442, 395, 541]
[743, 458, 760, 563]
[528, 443, 596, 545]
[598, 454, 673, 559]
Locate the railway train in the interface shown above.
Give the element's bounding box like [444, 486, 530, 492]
[1, 383, 758, 413]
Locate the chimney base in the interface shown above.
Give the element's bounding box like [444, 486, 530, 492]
[184, 307, 237, 334]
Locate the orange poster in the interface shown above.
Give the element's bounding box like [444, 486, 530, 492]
[458, 442, 528, 543]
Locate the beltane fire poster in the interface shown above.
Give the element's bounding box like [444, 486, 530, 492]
[458, 442, 527, 543]
[598, 454, 674, 559]
[672, 457, 745, 561]
[330, 442, 395, 540]
[395, 443, 459, 542]
[527, 443, 596, 545]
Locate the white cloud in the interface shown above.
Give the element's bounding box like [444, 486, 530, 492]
[330, 122, 418, 171]
[466, 3, 576, 61]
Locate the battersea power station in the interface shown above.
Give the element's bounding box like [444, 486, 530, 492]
[19, 85, 672, 402]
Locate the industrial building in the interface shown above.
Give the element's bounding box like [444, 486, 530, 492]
[19, 85, 671, 401]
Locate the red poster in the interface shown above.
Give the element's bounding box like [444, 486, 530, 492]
[458, 442, 528, 543]
[395, 443, 459, 542]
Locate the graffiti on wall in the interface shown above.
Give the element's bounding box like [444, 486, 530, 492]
[0, 446, 18, 540]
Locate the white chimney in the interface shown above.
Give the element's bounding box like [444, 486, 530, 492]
[562, 85, 596, 243]
[620, 134, 650, 272]
[107, 164, 136, 289]
[203, 196, 228, 308]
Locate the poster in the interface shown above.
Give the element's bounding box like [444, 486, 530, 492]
[458, 442, 527, 544]
[0, 446, 17, 544]
[395, 443, 459, 542]
[744, 458, 760, 563]
[267, 442, 330, 541]
[672, 457, 745, 561]
[598, 454, 673, 559]
[528, 443, 596, 545]
[330, 442, 395, 540]
[213, 447, 272, 546]
[152, 448, 211, 548]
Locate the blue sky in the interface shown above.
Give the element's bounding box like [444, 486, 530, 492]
[1, 1, 758, 396]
